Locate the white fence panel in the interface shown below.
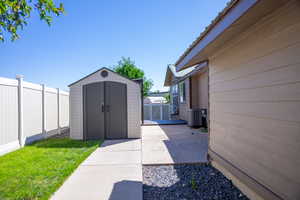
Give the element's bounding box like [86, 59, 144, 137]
[162, 104, 170, 120]
[0, 79, 19, 150]
[0, 76, 69, 156]
[45, 91, 58, 136]
[23, 87, 43, 142]
[60, 94, 69, 128]
[144, 104, 170, 120]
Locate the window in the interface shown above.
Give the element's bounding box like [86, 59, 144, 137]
[170, 84, 179, 114]
[171, 84, 178, 94]
[179, 81, 186, 103]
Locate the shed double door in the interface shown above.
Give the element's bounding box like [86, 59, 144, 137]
[84, 81, 127, 140]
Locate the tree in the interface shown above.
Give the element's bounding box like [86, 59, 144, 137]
[0, 0, 64, 41]
[114, 57, 153, 96]
[164, 93, 170, 103]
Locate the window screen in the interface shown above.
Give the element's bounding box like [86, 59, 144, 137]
[179, 81, 186, 103]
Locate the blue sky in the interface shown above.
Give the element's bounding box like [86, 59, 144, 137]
[0, 0, 228, 91]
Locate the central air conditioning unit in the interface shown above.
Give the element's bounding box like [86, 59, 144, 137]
[188, 108, 207, 128]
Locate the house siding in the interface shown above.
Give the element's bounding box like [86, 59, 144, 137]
[209, 1, 300, 200]
[179, 78, 190, 121]
[69, 69, 141, 139]
[191, 75, 199, 109]
[191, 70, 209, 110]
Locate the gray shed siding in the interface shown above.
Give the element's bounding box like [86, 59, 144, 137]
[69, 69, 141, 139]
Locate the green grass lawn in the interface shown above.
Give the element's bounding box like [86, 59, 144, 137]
[0, 138, 102, 200]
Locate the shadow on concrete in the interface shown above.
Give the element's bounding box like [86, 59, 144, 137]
[109, 180, 143, 200]
[159, 124, 207, 141]
[101, 139, 139, 148]
[155, 125, 208, 164]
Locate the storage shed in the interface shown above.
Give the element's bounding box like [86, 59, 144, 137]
[69, 67, 142, 140]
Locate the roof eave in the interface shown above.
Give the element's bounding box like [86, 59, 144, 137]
[164, 67, 173, 87]
[175, 0, 258, 71]
[176, 0, 288, 72]
[173, 62, 208, 84]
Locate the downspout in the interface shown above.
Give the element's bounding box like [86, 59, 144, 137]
[141, 80, 144, 124]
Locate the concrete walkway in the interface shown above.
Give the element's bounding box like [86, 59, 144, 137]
[51, 125, 207, 199]
[142, 125, 208, 165]
[51, 139, 142, 200]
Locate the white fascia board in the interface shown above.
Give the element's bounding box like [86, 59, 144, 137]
[176, 0, 258, 71]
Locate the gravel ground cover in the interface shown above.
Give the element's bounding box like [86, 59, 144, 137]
[143, 164, 249, 200]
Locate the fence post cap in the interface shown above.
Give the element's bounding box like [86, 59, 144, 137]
[16, 74, 24, 79]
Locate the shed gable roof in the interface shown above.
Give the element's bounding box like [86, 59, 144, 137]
[68, 67, 140, 87]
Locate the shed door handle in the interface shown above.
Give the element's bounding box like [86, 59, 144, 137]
[101, 103, 105, 112]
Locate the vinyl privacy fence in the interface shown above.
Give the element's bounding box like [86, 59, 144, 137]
[143, 104, 170, 120]
[0, 76, 69, 155]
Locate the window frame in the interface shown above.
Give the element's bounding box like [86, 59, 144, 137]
[179, 81, 186, 103]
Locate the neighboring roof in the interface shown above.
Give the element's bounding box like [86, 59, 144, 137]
[175, 0, 286, 71]
[164, 61, 208, 86]
[169, 64, 196, 78]
[144, 96, 167, 104]
[148, 91, 169, 97]
[68, 67, 140, 87]
[176, 62, 208, 83]
[164, 64, 196, 86]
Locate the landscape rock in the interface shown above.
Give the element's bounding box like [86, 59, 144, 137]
[143, 164, 249, 200]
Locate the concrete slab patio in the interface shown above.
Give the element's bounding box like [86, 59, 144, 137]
[142, 125, 208, 165]
[51, 139, 142, 200]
